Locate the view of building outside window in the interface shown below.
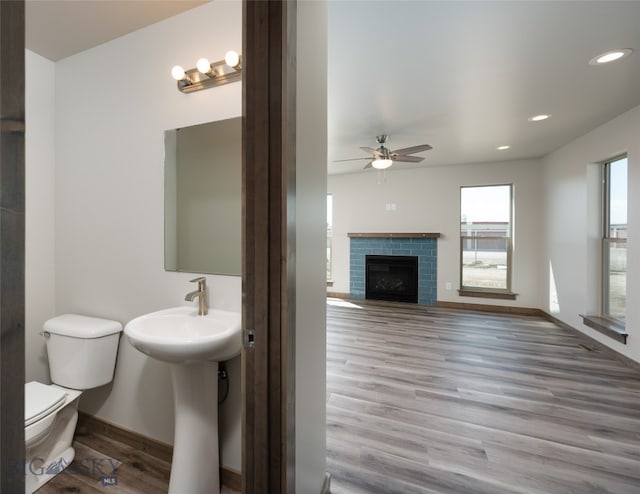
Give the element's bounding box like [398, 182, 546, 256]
[603, 156, 627, 322]
[460, 185, 512, 290]
[327, 194, 333, 281]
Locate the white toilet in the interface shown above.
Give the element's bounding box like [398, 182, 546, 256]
[24, 314, 122, 493]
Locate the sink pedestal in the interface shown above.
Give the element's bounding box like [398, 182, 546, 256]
[169, 361, 220, 494]
[124, 306, 241, 493]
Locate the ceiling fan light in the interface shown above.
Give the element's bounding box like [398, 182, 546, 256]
[372, 158, 393, 170]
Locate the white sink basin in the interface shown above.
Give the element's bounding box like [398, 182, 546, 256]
[124, 306, 241, 363]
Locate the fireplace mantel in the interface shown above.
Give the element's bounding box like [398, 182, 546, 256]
[347, 232, 441, 238]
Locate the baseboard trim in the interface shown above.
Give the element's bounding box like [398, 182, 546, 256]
[77, 412, 242, 490]
[436, 300, 542, 317]
[540, 311, 640, 372]
[321, 471, 332, 494]
[327, 291, 349, 299]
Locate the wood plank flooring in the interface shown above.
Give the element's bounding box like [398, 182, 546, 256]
[326, 299, 640, 494]
[38, 425, 239, 494]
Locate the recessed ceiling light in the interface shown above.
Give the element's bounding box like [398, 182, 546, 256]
[497, 145, 510, 151]
[528, 114, 551, 122]
[589, 48, 633, 65]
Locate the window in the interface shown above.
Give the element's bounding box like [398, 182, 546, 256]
[327, 194, 333, 281]
[602, 156, 627, 323]
[460, 184, 513, 295]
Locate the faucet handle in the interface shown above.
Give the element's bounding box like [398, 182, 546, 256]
[189, 276, 207, 290]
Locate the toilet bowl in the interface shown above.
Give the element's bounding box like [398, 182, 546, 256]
[24, 314, 122, 493]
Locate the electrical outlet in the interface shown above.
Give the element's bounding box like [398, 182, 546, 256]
[445, 282, 453, 290]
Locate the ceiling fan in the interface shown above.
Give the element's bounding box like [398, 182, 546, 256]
[334, 135, 432, 170]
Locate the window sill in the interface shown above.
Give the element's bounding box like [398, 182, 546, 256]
[458, 289, 517, 300]
[580, 314, 627, 344]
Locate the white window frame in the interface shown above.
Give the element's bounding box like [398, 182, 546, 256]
[459, 184, 514, 295]
[327, 194, 333, 282]
[601, 155, 627, 324]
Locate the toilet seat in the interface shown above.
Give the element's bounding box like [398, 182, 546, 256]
[25, 382, 70, 446]
[25, 382, 67, 427]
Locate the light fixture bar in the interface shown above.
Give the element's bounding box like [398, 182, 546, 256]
[174, 56, 242, 94]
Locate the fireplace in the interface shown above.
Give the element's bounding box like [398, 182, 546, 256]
[349, 233, 439, 306]
[366, 255, 419, 303]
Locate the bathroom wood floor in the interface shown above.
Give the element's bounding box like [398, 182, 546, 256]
[38, 427, 239, 494]
[326, 299, 640, 494]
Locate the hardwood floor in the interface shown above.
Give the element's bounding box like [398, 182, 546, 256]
[326, 299, 640, 494]
[38, 425, 239, 494]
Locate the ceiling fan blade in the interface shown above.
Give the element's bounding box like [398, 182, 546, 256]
[333, 157, 371, 162]
[392, 155, 424, 163]
[364, 161, 374, 169]
[390, 144, 432, 155]
[360, 146, 384, 158]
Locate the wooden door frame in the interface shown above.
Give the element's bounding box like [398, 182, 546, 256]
[0, 0, 26, 491]
[242, 1, 296, 492]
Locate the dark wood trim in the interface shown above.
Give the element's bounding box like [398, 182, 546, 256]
[327, 291, 349, 299]
[0, 2, 25, 492]
[222, 467, 242, 492]
[78, 412, 172, 462]
[348, 232, 441, 238]
[458, 289, 518, 300]
[579, 314, 628, 344]
[243, 1, 296, 492]
[77, 412, 242, 490]
[437, 300, 541, 316]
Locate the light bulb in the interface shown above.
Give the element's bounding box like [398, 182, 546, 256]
[372, 159, 393, 170]
[171, 65, 186, 81]
[196, 58, 211, 74]
[225, 50, 240, 68]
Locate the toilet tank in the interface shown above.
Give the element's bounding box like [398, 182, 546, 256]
[44, 314, 123, 390]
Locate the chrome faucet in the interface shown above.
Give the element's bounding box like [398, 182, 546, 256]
[185, 277, 209, 316]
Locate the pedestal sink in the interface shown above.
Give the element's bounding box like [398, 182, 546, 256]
[124, 306, 241, 494]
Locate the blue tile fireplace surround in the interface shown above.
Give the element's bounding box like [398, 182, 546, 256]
[349, 233, 440, 306]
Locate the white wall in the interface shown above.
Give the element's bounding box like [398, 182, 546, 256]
[328, 159, 543, 309]
[542, 104, 640, 364]
[296, 1, 328, 491]
[52, 1, 243, 471]
[25, 50, 56, 384]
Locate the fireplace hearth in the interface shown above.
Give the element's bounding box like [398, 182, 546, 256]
[366, 255, 418, 303]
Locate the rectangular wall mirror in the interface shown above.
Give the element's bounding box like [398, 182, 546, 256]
[164, 116, 242, 275]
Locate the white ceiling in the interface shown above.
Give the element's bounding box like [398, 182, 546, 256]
[25, 1, 640, 176]
[26, 0, 209, 61]
[328, 1, 640, 174]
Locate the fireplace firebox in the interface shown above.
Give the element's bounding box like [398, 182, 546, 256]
[365, 255, 419, 303]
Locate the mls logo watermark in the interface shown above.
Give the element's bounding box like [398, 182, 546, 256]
[13, 456, 120, 487]
[101, 475, 118, 487]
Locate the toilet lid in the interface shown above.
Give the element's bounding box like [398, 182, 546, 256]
[25, 382, 67, 427]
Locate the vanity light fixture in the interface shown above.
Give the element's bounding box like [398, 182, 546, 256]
[171, 50, 242, 94]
